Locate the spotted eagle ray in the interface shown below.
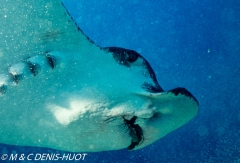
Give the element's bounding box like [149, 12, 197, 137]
[0, 0, 199, 152]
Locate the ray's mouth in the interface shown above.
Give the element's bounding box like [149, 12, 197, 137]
[123, 116, 144, 150]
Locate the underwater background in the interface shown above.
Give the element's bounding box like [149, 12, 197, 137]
[1, 0, 240, 162]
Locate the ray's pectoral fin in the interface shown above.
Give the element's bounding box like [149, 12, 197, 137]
[128, 87, 199, 150]
[104, 46, 164, 93]
[147, 87, 199, 132]
[150, 87, 199, 119]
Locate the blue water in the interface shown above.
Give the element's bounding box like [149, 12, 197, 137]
[1, 0, 240, 162]
[63, 1, 240, 162]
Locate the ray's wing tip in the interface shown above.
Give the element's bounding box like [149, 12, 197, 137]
[167, 87, 199, 106]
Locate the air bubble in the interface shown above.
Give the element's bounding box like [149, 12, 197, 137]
[197, 125, 208, 136]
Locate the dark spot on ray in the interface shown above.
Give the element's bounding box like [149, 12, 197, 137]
[142, 60, 159, 84]
[123, 116, 144, 150]
[168, 87, 199, 105]
[0, 85, 7, 94]
[104, 47, 138, 67]
[27, 62, 39, 76]
[46, 54, 57, 69]
[142, 82, 163, 93]
[10, 74, 21, 84]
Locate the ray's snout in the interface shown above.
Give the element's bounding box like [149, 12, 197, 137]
[135, 87, 199, 149]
